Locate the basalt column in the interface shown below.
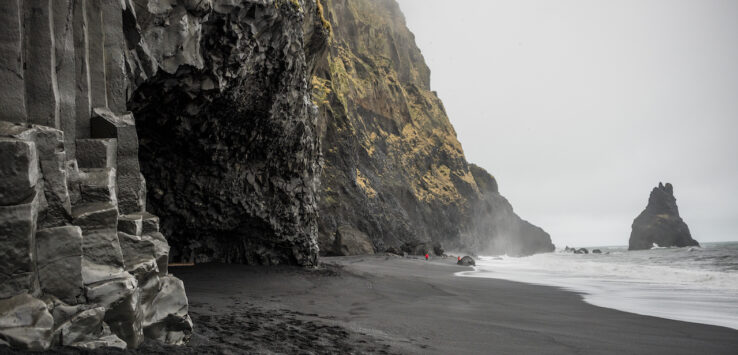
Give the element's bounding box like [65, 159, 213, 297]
[0, 0, 191, 350]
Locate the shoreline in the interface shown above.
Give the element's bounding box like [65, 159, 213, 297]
[7, 255, 738, 354]
[461, 246, 738, 331]
[172, 255, 738, 354]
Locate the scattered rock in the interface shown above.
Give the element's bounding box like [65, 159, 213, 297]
[143, 276, 193, 345]
[592, 249, 602, 254]
[457, 256, 476, 266]
[384, 246, 402, 256]
[69, 332, 127, 350]
[0, 294, 54, 351]
[103, 285, 144, 349]
[55, 307, 105, 346]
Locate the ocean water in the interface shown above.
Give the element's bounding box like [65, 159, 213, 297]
[456, 242, 738, 330]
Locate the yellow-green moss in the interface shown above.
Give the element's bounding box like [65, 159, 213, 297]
[316, 0, 332, 33]
[355, 169, 377, 198]
[314, 0, 483, 207]
[311, 76, 331, 106]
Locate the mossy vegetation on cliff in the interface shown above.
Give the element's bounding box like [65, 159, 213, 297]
[312, 0, 554, 255]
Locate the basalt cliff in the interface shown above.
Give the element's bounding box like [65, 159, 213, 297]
[0, 0, 552, 350]
[629, 182, 699, 250]
[0, 0, 328, 350]
[313, 0, 554, 256]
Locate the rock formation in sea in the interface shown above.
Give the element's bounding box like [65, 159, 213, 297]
[629, 182, 699, 250]
[312, 0, 554, 256]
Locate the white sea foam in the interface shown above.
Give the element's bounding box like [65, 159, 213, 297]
[456, 242, 738, 330]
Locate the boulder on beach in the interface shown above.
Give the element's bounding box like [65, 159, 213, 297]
[592, 249, 602, 254]
[400, 241, 445, 256]
[457, 256, 476, 266]
[629, 183, 699, 250]
[384, 246, 403, 256]
[0, 294, 54, 351]
[330, 226, 375, 256]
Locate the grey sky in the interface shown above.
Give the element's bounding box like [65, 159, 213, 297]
[396, 0, 738, 247]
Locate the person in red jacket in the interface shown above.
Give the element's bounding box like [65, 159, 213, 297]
[425, 253, 429, 261]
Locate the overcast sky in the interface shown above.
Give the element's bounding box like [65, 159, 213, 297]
[396, 0, 738, 247]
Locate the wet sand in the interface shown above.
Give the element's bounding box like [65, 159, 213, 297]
[6, 255, 738, 354]
[162, 255, 738, 354]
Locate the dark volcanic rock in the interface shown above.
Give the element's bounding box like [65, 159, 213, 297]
[0, 0, 233, 350]
[592, 249, 602, 254]
[629, 183, 699, 250]
[329, 225, 375, 256]
[36, 226, 85, 305]
[0, 294, 54, 351]
[129, 0, 330, 266]
[399, 240, 444, 256]
[313, 0, 554, 257]
[457, 256, 476, 266]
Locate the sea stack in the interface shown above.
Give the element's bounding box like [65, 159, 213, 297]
[629, 182, 699, 250]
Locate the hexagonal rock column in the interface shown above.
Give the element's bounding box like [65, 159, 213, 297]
[0, 137, 40, 299]
[90, 108, 146, 215]
[76, 138, 117, 169]
[53, 0, 77, 160]
[0, 137, 38, 206]
[0, 191, 40, 299]
[35, 226, 84, 305]
[0, 0, 27, 123]
[1, 121, 72, 228]
[24, 0, 60, 129]
[72, 202, 125, 284]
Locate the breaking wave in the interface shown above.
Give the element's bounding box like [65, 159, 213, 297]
[456, 242, 738, 330]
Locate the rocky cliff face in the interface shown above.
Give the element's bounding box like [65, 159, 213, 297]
[128, 0, 330, 266]
[0, 0, 207, 350]
[313, 0, 554, 256]
[629, 182, 699, 250]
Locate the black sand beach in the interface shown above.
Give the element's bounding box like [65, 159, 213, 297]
[150, 256, 738, 353]
[5, 255, 738, 354]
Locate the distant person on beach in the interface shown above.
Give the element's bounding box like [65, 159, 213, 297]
[425, 253, 429, 260]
